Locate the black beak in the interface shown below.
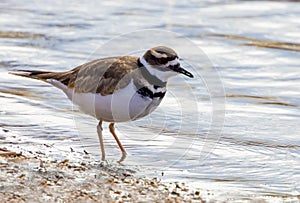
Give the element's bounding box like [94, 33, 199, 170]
[171, 65, 194, 78]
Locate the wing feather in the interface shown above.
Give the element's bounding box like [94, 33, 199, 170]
[11, 56, 139, 96]
[72, 56, 138, 95]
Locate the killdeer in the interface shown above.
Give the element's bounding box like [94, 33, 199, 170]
[11, 46, 193, 162]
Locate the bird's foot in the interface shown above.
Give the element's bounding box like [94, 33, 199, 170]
[101, 155, 105, 162]
[99, 159, 109, 167]
[117, 151, 127, 164]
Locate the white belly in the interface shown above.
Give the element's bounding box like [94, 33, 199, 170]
[63, 81, 163, 122]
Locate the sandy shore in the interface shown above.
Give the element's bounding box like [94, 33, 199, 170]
[1, 128, 299, 203]
[0, 148, 204, 203]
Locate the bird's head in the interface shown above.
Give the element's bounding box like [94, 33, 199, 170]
[139, 46, 194, 81]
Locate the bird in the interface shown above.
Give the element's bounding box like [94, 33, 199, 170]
[10, 46, 194, 163]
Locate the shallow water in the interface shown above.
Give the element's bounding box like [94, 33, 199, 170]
[0, 0, 299, 201]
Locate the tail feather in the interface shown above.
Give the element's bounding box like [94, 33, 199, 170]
[9, 70, 58, 81]
[10, 69, 76, 91]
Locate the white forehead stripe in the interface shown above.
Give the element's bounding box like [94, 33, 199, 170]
[167, 58, 179, 66]
[150, 49, 167, 58]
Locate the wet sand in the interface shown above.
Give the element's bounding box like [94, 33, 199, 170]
[0, 148, 204, 203]
[1, 131, 299, 203]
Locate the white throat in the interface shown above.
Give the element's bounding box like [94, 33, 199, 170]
[139, 56, 177, 81]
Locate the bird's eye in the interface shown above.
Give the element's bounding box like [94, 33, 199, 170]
[158, 57, 168, 64]
[167, 56, 177, 61]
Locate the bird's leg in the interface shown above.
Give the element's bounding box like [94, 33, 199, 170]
[109, 123, 127, 163]
[97, 120, 105, 161]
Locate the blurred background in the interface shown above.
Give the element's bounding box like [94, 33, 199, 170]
[0, 0, 299, 201]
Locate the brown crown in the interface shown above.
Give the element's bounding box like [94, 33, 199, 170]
[143, 46, 178, 66]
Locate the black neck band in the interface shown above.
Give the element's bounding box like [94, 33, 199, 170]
[137, 58, 167, 88]
[137, 87, 166, 99]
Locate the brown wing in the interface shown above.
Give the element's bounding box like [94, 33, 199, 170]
[71, 56, 139, 95]
[11, 56, 140, 96]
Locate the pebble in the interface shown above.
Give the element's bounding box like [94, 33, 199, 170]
[0, 149, 207, 202]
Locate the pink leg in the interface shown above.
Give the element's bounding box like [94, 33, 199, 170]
[109, 123, 127, 163]
[97, 120, 105, 161]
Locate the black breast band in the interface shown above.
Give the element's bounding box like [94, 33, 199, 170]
[137, 87, 166, 99]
